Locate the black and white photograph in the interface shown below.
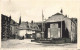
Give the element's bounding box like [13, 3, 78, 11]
[0, 0, 79, 50]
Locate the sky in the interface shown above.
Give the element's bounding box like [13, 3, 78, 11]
[0, 0, 80, 23]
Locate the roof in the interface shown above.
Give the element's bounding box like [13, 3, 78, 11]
[18, 22, 41, 31]
[45, 13, 66, 23]
[10, 19, 18, 25]
[70, 18, 77, 24]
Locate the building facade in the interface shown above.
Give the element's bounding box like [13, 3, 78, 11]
[10, 19, 19, 39]
[1, 14, 19, 40]
[18, 21, 41, 39]
[44, 13, 77, 43]
[1, 14, 11, 40]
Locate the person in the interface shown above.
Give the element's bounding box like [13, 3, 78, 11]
[22, 36, 24, 39]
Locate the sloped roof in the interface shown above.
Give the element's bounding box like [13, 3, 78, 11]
[10, 19, 18, 25]
[70, 18, 77, 24]
[45, 13, 66, 23]
[18, 22, 41, 31]
[18, 22, 27, 29]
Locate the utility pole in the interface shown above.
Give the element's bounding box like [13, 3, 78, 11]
[60, 9, 63, 38]
[42, 10, 44, 38]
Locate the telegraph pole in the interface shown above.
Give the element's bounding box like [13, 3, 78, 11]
[42, 10, 44, 38]
[60, 9, 63, 38]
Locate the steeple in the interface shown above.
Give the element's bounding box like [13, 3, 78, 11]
[19, 16, 21, 25]
[19, 11, 21, 25]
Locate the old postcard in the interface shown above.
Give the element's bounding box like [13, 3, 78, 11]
[0, 0, 80, 50]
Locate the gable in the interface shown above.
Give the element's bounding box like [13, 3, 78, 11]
[45, 15, 65, 23]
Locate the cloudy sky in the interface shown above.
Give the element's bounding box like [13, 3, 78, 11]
[0, 0, 80, 23]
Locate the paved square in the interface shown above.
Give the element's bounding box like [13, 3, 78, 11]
[1, 39, 77, 48]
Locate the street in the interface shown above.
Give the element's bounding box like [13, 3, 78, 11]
[1, 39, 77, 49]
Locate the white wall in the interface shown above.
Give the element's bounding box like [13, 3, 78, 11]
[65, 18, 76, 42]
[26, 30, 35, 34]
[19, 30, 27, 37]
[19, 30, 35, 37]
[64, 18, 71, 38]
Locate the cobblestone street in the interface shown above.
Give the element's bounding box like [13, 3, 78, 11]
[1, 39, 77, 49]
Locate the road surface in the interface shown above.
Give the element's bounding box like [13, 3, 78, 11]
[1, 39, 77, 50]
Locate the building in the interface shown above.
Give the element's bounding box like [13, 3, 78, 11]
[1, 14, 11, 40]
[18, 17, 41, 39]
[43, 12, 77, 43]
[1, 14, 19, 40]
[18, 21, 41, 38]
[10, 19, 19, 39]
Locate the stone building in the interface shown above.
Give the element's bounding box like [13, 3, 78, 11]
[44, 12, 77, 43]
[10, 19, 19, 39]
[1, 14, 11, 40]
[1, 14, 18, 40]
[18, 21, 41, 39]
[18, 16, 41, 39]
